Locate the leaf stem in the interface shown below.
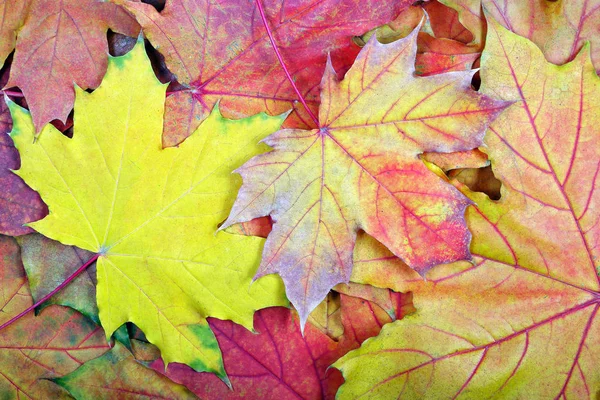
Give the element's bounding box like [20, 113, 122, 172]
[0, 90, 24, 98]
[255, 0, 320, 127]
[0, 253, 100, 332]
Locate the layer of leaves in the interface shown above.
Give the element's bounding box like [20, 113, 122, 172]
[0, 235, 110, 398]
[226, 216, 416, 339]
[356, 3, 480, 77]
[1, 0, 139, 132]
[9, 39, 288, 378]
[442, 0, 600, 70]
[54, 342, 196, 399]
[151, 293, 409, 399]
[222, 25, 507, 325]
[334, 18, 600, 399]
[116, 0, 410, 146]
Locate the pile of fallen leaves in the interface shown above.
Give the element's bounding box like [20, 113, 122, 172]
[0, 0, 599, 398]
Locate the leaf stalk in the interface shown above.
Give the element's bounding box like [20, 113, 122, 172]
[0, 253, 100, 332]
[255, 0, 320, 127]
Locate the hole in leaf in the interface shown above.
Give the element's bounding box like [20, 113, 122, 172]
[448, 165, 502, 200]
[398, 291, 416, 319]
[307, 291, 343, 341]
[50, 110, 74, 138]
[141, 0, 165, 12]
[144, 40, 178, 84]
[107, 30, 137, 57]
[471, 70, 481, 90]
[471, 57, 481, 90]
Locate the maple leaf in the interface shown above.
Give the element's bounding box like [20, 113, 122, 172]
[355, 4, 480, 77]
[333, 19, 600, 398]
[115, 0, 410, 146]
[0, 235, 110, 398]
[442, 0, 600, 70]
[53, 342, 197, 399]
[221, 25, 507, 325]
[0, 99, 47, 235]
[8, 38, 288, 378]
[150, 293, 409, 399]
[1, 0, 139, 132]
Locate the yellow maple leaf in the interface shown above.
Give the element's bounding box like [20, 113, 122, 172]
[8, 37, 287, 379]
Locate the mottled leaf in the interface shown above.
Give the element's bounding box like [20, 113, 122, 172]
[54, 342, 197, 400]
[334, 19, 600, 399]
[151, 293, 407, 399]
[222, 25, 507, 324]
[442, 0, 600, 70]
[0, 235, 110, 398]
[3, 0, 139, 132]
[415, 34, 480, 76]
[9, 39, 287, 378]
[116, 0, 410, 146]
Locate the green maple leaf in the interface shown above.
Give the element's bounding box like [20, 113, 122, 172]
[8, 37, 287, 379]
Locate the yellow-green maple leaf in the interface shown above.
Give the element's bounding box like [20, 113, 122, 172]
[8, 37, 287, 379]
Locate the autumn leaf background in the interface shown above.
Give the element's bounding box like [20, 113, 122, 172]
[0, 0, 599, 399]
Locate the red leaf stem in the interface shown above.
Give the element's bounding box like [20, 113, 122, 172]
[255, 0, 320, 127]
[0, 253, 100, 332]
[0, 90, 24, 98]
